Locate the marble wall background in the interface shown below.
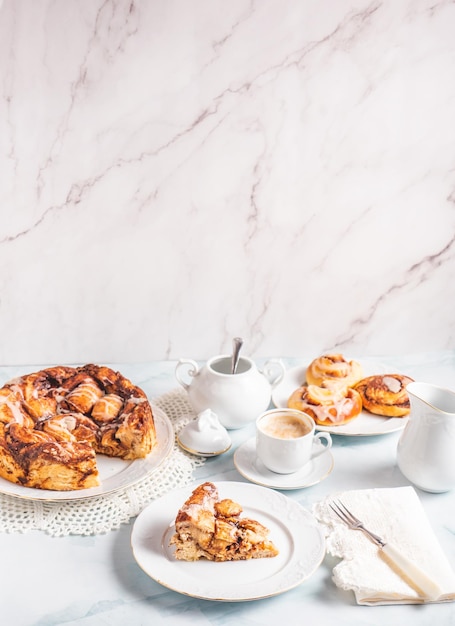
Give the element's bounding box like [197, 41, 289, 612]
[1, 0, 454, 366]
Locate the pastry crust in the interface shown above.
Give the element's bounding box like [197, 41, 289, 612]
[170, 482, 279, 561]
[0, 364, 156, 491]
[287, 382, 363, 426]
[306, 353, 363, 388]
[353, 374, 414, 417]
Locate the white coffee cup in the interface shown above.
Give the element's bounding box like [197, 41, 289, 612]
[256, 408, 332, 474]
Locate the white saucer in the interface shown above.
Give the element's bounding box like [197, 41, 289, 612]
[233, 438, 334, 490]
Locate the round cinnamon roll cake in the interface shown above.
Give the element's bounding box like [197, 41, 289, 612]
[353, 374, 414, 417]
[0, 364, 156, 491]
[287, 382, 363, 426]
[306, 353, 363, 388]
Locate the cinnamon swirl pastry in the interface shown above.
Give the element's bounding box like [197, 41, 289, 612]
[170, 482, 279, 561]
[353, 374, 414, 417]
[287, 382, 363, 426]
[306, 353, 363, 388]
[0, 364, 156, 491]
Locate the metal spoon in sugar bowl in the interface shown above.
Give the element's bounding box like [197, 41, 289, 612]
[231, 337, 243, 374]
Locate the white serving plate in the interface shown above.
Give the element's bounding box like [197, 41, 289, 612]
[0, 406, 174, 501]
[131, 481, 326, 601]
[272, 363, 409, 436]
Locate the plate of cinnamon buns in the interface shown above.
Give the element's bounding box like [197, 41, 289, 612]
[272, 354, 414, 436]
[0, 364, 174, 500]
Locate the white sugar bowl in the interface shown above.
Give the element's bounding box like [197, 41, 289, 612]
[175, 355, 285, 429]
[177, 409, 232, 457]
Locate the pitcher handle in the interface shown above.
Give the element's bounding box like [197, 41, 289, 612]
[175, 359, 199, 391]
[261, 359, 285, 388]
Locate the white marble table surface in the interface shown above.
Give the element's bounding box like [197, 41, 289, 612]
[1, 352, 454, 626]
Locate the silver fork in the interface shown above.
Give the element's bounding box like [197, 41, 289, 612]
[329, 499, 443, 600]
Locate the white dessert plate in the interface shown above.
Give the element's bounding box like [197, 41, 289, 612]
[0, 406, 174, 501]
[131, 480, 325, 601]
[272, 363, 409, 436]
[234, 438, 334, 490]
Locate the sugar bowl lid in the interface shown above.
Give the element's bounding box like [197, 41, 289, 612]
[177, 409, 232, 457]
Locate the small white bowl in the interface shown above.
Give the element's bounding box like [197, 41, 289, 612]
[177, 409, 232, 457]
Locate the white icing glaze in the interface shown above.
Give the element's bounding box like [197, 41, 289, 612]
[302, 385, 359, 424]
[311, 397, 357, 424]
[56, 415, 77, 431]
[127, 396, 147, 404]
[181, 485, 217, 518]
[383, 376, 402, 394]
[1, 398, 27, 425]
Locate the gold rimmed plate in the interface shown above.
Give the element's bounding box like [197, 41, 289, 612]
[234, 438, 334, 490]
[272, 363, 409, 436]
[176, 436, 232, 457]
[0, 406, 174, 501]
[131, 480, 325, 601]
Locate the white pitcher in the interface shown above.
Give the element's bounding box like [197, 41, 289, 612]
[397, 381, 455, 493]
[175, 355, 285, 429]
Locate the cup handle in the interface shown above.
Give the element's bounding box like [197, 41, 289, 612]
[311, 432, 332, 459]
[175, 359, 199, 391]
[261, 359, 286, 388]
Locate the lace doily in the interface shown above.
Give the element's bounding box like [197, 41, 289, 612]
[0, 389, 204, 536]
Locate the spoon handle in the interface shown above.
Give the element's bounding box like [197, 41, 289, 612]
[231, 337, 243, 374]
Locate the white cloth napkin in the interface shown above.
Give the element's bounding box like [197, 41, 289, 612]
[313, 487, 455, 605]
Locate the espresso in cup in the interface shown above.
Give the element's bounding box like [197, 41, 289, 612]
[256, 408, 332, 474]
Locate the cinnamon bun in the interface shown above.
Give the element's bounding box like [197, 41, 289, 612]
[0, 364, 156, 491]
[353, 374, 414, 417]
[170, 482, 279, 561]
[287, 382, 363, 426]
[306, 353, 363, 388]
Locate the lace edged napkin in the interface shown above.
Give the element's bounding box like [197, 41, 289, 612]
[0, 389, 203, 536]
[313, 487, 455, 605]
